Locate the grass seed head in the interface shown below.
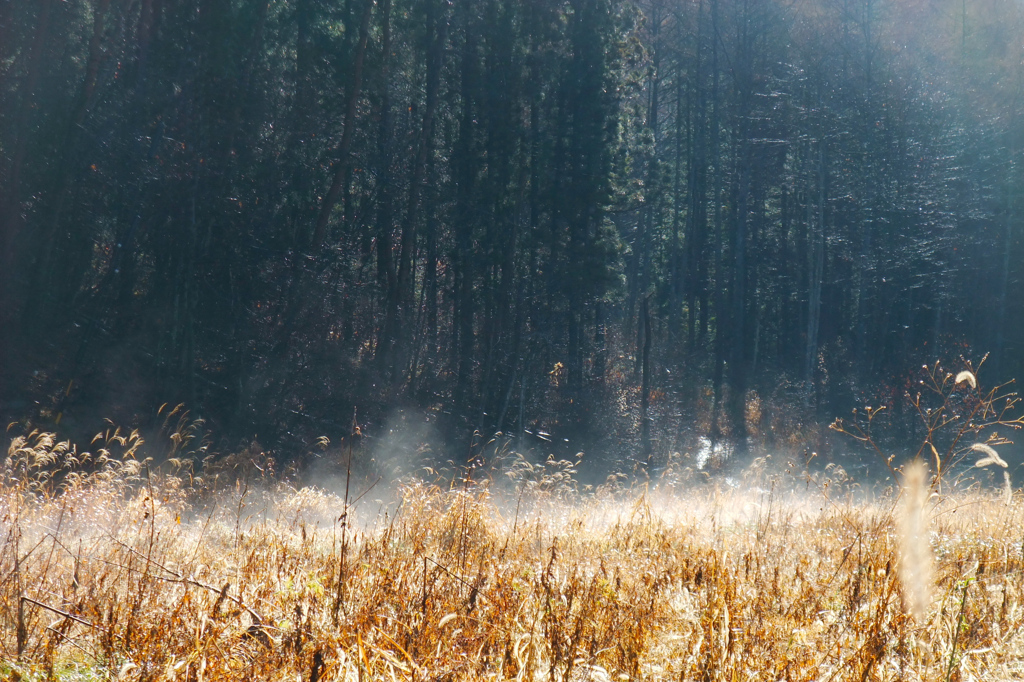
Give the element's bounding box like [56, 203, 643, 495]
[971, 443, 1008, 468]
[898, 459, 934, 621]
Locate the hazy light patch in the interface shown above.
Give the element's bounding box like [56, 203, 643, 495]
[694, 436, 734, 469]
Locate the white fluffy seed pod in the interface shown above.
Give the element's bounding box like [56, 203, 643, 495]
[955, 371, 977, 388]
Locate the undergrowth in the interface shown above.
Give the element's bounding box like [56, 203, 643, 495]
[3, 426, 1024, 681]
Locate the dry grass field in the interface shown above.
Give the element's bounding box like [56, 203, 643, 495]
[3, 430, 1024, 682]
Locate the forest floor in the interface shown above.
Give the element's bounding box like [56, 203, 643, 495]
[2, 432, 1024, 681]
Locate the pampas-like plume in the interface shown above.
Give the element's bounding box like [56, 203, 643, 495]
[971, 443, 1008, 468]
[955, 371, 977, 388]
[898, 460, 934, 621]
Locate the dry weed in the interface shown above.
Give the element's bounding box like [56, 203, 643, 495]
[3, 433, 1024, 681]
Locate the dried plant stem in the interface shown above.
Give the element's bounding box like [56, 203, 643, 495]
[332, 408, 357, 624]
[945, 580, 971, 682]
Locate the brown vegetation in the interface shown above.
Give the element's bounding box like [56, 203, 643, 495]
[3, 431, 1024, 681]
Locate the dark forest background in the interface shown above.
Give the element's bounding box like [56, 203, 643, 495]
[1, 0, 1022, 470]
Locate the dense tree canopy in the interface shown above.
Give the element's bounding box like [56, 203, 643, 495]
[1, 0, 1022, 467]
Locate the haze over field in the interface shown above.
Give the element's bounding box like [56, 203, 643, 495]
[4, 428, 1024, 680]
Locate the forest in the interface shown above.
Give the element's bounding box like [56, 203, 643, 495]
[1, 0, 1022, 469]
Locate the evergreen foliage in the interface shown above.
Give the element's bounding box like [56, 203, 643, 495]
[1, 0, 1021, 463]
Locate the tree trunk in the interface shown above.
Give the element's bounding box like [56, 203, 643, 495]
[374, 0, 398, 376]
[452, 7, 478, 423]
[312, 0, 373, 248]
[395, 0, 446, 383]
[709, 0, 725, 448]
[805, 143, 826, 398]
[641, 296, 653, 464]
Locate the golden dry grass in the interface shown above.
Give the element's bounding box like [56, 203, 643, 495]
[3, 432, 1024, 681]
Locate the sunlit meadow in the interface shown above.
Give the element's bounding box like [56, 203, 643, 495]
[3, 426, 1024, 682]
